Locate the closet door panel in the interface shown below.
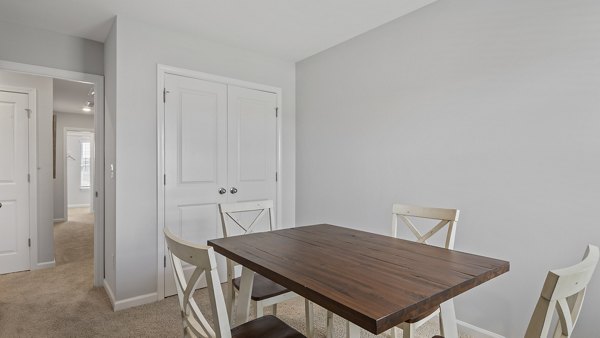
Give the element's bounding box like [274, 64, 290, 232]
[227, 86, 277, 207]
[163, 74, 228, 296]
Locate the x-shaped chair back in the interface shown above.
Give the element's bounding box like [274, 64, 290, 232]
[392, 204, 460, 249]
[164, 228, 232, 338]
[525, 245, 599, 338]
[219, 200, 275, 238]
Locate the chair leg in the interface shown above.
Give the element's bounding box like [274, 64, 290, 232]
[439, 300, 458, 338]
[326, 311, 334, 338]
[403, 324, 415, 338]
[272, 304, 278, 316]
[256, 300, 264, 318]
[346, 321, 360, 338]
[390, 326, 400, 338]
[227, 285, 236, 325]
[305, 300, 314, 338]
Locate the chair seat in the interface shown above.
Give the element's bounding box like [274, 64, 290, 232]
[233, 274, 289, 301]
[231, 315, 305, 338]
[406, 306, 438, 323]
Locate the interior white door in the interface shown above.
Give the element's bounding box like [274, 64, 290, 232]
[227, 85, 278, 205]
[0, 90, 30, 274]
[163, 74, 228, 296]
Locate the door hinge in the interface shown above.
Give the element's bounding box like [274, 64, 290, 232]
[25, 109, 31, 118]
[27, 174, 30, 183]
[275, 107, 279, 117]
[164, 255, 167, 268]
[163, 88, 170, 103]
[275, 172, 278, 182]
[28, 238, 31, 247]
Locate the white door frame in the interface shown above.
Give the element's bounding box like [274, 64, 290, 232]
[156, 64, 283, 300]
[0, 59, 105, 287]
[63, 128, 94, 213]
[0, 85, 37, 271]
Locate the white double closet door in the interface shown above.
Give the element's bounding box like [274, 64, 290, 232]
[163, 74, 277, 296]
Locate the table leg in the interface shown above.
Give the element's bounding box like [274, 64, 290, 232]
[235, 266, 255, 326]
[346, 321, 360, 338]
[439, 300, 458, 338]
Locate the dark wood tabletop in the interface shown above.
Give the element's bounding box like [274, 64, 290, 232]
[208, 224, 509, 334]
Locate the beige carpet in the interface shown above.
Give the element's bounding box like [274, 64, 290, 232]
[0, 208, 470, 337]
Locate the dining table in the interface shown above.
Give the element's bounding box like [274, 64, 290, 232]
[208, 224, 510, 338]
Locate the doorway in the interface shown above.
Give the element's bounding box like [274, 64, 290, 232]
[53, 79, 96, 274]
[65, 130, 94, 212]
[0, 60, 104, 287]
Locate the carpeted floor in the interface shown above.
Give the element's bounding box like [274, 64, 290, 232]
[0, 208, 470, 337]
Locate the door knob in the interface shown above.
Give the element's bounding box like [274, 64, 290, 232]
[218, 188, 226, 195]
[230, 187, 238, 194]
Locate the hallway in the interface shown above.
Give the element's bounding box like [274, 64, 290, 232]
[0, 208, 181, 337]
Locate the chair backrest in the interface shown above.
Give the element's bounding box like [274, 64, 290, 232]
[219, 200, 275, 281]
[391, 204, 460, 249]
[164, 228, 232, 338]
[525, 245, 599, 338]
[219, 200, 275, 238]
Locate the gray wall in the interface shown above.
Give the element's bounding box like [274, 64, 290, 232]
[0, 70, 54, 264]
[53, 112, 94, 220]
[296, 0, 600, 336]
[109, 17, 296, 301]
[0, 20, 104, 75]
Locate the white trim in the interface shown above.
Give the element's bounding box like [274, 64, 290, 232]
[53, 218, 66, 223]
[33, 260, 55, 270]
[103, 279, 116, 309]
[113, 292, 158, 311]
[68, 204, 91, 208]
[156, 64, 283, 301]
[457, 320, 505, 338]
[0, 85, 38, 274]
[157, 66, 165, 301]
[0, 59, 105, 288]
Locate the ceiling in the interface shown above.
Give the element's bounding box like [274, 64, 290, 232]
[0, 0, 437, 61]
[54, 79, 95, 115]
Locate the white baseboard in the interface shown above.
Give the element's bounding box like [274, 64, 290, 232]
[33, 260, 55, 270]
[112, 291, 158, 311]
[103, 279, 116, 309]
[53, 218, 66, 223]
[68, 204, 90, 208]
[458, 320, 505, 338]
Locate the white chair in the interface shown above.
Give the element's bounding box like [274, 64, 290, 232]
[164, 228, 305, 338]
[325, 204, 460, 338]
[219, 200, 314, 337]
[391, 204, 460, 338]
[525, 244, 599, 338]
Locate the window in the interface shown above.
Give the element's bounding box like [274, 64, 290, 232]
[80, 141, 91, 189]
